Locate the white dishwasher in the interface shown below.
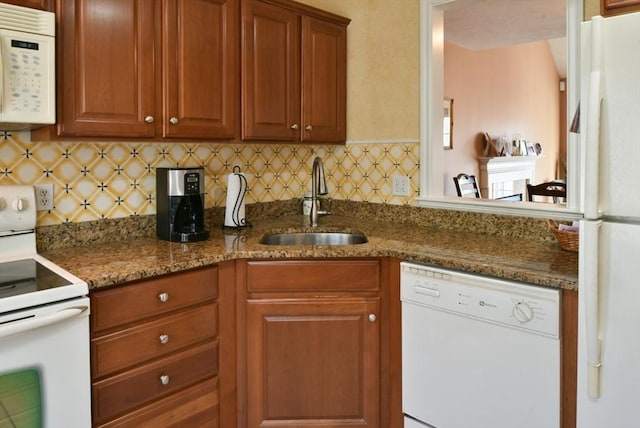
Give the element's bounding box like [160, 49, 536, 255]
[401, 261, 560, 428]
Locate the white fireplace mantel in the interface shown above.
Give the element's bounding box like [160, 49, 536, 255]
[478, 156, 538, 199]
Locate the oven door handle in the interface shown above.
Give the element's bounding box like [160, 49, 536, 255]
[0, 306, 88, 339]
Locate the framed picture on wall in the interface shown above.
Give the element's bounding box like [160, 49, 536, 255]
[534, 142, 543, 155]
[525, 141, 537, 156]
[443, 97, 453, 149]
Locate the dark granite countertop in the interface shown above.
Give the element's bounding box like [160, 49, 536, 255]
[41, 208, 578, 291]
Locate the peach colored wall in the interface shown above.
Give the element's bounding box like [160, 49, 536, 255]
[443, 40, 561, 197]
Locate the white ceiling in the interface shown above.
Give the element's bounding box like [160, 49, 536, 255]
[441, 0, 567, 77]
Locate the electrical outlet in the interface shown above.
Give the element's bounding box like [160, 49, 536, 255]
[392, 175, 410, 197]
[35, 184, 54, 211]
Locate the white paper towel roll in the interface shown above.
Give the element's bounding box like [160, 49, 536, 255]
[224, 172, 247, 227]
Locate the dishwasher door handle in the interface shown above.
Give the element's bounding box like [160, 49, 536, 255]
[414, 285, 440, 298]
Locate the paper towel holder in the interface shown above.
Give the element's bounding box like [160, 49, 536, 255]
[223, 166, 252, 230]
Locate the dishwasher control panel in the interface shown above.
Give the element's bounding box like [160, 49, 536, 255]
[400, 262, 560, 338]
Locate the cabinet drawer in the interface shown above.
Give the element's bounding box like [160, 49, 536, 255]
[246, 259, 380, 293]
[92, 303, 218, 378]
[91, 267, 217, 332]
[97, 377, 219, 428]
[92, 341, 218, 424]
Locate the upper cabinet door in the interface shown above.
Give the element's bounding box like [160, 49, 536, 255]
[241, 0, 300, 141]
[162, 0, 238, 139]
[602, 0, 640, 16]
[57, 0, 156, 138]
[2, 0, 52, 11]
[241, 0, 349, 144]
[301, 16, 346, 143]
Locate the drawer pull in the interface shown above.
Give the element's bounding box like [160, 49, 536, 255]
[159, 334, 169, 345]
[368, 313, 377, 322]
[160, 374, 170, 385]
[158, 292, 169, 303]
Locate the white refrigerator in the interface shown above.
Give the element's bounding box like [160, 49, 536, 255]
[578, 11, 640, 427]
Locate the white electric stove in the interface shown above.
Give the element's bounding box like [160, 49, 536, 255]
[0, 184, 91, 427]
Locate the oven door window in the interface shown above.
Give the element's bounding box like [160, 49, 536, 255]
[0, 368, 43, 427]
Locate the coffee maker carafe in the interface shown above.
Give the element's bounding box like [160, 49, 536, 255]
[156, 167, 209, 242]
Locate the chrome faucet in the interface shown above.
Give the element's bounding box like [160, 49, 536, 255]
[309, 156, 328, 227]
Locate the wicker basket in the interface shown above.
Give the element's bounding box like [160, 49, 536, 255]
[547, 219, 579, 252]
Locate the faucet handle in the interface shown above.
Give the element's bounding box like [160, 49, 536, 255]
[317, 197, 332, 216]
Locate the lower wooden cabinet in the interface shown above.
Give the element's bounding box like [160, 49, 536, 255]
[98, 377, 220, 428]
[238, 258, 401, 428]
[86, 257, 572, 427]
[90, 266, 221, 427]
[246, 297, 380, 427]
[561, 288, 578, 428]
[92, 342, 218, 423]
[92, 303, 218, 378]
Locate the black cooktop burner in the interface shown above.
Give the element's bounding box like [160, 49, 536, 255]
[0, 259, 72, 299]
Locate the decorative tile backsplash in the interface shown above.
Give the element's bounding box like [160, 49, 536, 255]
[0, 133, 419, 226]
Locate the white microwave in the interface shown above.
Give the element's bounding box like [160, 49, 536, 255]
[0, 3, 55, 131]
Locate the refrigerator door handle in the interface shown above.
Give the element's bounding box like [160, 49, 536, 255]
[581, 220, 602, 398]
[584, 16, 603, 220]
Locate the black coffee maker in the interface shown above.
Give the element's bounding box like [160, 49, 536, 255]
[156, 167, 210, 242]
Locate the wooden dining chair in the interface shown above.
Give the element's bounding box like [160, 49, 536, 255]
[496, 193, 523, 201]
[526, 181, 566, 203]
[453, 173, 481, 198]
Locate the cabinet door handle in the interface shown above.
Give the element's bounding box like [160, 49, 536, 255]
[158, 292, 169, 303]
[305, 125, 313, 131]
[290, 123, 299, 130]
[368, 313, 377, 322]
[169, 117, 179, 125]
[144, 115, 154, 124]
[160, 374, 170, 385]
[159, 334, 169, 345]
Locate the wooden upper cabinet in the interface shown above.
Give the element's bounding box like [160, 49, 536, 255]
[241, 0, 300, 141]
[56, 0, 156, 138]
[301, 16, 346, 143]
[49, 0, 238, 140]
[241, 0, 349, 143]
[1, 0, 52, 11]
[602, 0, 640, 16]
[163, 0, 238, 139]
